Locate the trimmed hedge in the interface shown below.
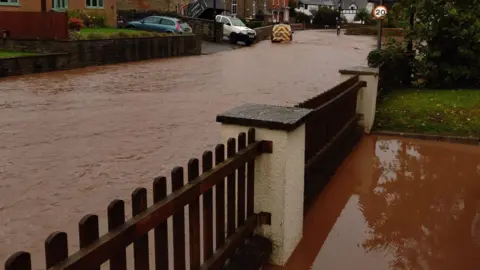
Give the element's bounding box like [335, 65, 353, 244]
[345, 26, 404, 36]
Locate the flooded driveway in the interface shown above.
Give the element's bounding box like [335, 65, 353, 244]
[0, 31, 374, 265]
[271, 136, 480, 270]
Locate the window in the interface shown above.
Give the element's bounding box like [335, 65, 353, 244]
[0, 0, 19, 5]
[231, 0, 237, 15]
[52, 0, 67, 9]
[161, 19, 175, 25]
[86, 0, 103, 8]
[143, 16, 160, 23]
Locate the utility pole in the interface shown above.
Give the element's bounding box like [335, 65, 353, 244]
[376, 0, 383, 50]
[213, 0, 217, 42]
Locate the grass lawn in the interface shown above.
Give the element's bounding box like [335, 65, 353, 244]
[0, 51, 36, 59]
[374, 89, 480, 138]
[75, 28, 178, 40]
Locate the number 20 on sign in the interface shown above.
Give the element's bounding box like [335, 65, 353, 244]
[373, 5, 388, 20]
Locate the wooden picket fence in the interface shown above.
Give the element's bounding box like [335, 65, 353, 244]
[4, 129, 272, 270]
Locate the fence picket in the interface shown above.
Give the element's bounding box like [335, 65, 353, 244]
[201, 151, 214, 261]
[132, 188, 150, 270]
[226, 138, 237, 237]
[45, 232, 68, 268]
[247, 128, 256, 217]
[237, 133, 247, 226]
[214, 144, 226, 249]
[107, 200, 127, 270]
[4, 251, 32, 270]
[188, 159, 201, 270]
[153, 177, 168, 270]
[172, 167, 186, 270]
[78, 214, 100, 270]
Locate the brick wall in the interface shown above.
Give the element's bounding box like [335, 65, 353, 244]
[0, 34, 202, 77]
[253, 25, 273, 41]
[181, 17, 223, 42]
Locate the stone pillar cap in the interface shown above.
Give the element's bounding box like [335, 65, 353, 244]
[339, 66, 379, 76]
[216, 103, 312, 132]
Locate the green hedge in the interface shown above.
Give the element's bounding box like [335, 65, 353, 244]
[246, 21, 264, 29]
[345, 27, 404, 36]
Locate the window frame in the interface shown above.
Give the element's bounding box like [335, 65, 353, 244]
[86, 0, 104, 9]
[0, 0, 20, 6]
[52, 0, 68, 10]
[231, 0, 237, 16]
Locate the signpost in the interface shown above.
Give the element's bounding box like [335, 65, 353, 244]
[373, 3, 387, 50]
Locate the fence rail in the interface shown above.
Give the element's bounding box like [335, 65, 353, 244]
[5, 129, 272, 270]
[0, 11, 68, 40]
[296, 75, 365, 204]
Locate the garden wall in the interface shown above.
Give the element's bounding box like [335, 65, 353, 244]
[179, 17, 223, 43]
[0, 53, 70, 77]
[254, 25, 273, 42]
[0, 34, 202, 77]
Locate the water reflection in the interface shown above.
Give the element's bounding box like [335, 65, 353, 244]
[360, 137, 480, 270]
[270, 136, 480, 270]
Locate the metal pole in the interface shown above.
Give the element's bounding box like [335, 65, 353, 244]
[213, 0, 217, 42]
[376, 0, 383, 50]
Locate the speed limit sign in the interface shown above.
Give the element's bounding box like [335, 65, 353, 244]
[373, 5, 388, 19]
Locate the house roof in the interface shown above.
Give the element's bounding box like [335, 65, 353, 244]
[299, 0, 335, 6]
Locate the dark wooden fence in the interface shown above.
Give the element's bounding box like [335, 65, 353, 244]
[4, 129, 272, 270]
[0, 12, 68, 40]
[295, 75, 366, 206]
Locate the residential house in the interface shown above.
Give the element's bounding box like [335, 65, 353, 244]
[0, 0, 117, 26]
[223, 0, 289, 22]
[116, 0, 189, 13]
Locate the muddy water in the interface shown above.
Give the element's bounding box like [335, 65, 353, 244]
[270, 136, 480, 270]
[0, 31, 374, 266]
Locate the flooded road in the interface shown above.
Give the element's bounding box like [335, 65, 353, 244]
[0, 31, 374, 266]
[270, 136, 480, 270]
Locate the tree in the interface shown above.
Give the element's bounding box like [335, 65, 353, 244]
[354, 8, 371, 24]
[289, 1, 297, 18]
[396, 0, 480, 88]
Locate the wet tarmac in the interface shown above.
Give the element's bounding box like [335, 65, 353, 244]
[0, 31, 374, 266]
[268, 135, 480, 270]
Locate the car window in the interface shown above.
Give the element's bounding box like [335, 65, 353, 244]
[143, 17, 159, 23]
[161, 19, 176, 26]
[230, 18, 246, 27]
[215, 16, 222, 22]
[221, 17, 230, 24]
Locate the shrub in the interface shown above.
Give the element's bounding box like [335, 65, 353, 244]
[68, 17, 85, 31]
[246, 21, 263, 28]
[368, 42, 413, 90]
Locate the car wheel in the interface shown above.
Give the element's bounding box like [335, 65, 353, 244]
[229, 33, 238, 44]
[125, 25, 135, 29]
[245, 40, 253, 46]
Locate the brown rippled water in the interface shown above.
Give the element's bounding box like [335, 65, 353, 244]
[0, 31, 374, 267]
[268, 135, 480, 270]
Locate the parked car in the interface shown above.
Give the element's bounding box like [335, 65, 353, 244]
[125, 16, 192, 34]
[215, 15, 257, 46]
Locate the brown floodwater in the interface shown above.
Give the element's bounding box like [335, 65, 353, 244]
[0, 31, 374, 267]
[268, 135, 480, 270]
